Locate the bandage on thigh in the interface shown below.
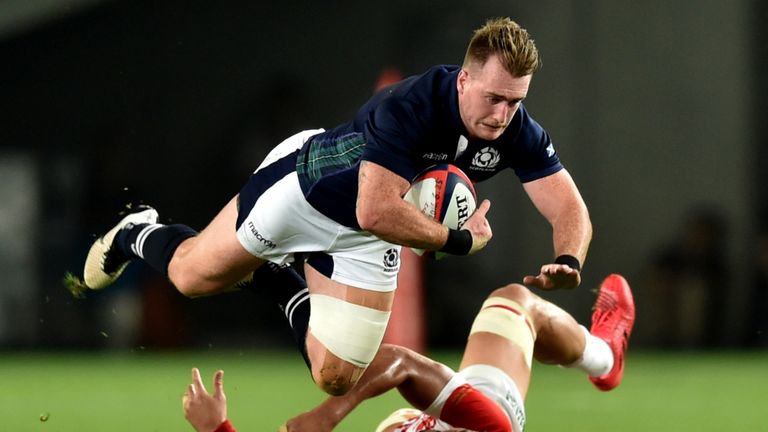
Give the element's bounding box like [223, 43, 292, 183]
[469, 297, 537, 367]
[308, 294, 391, 368]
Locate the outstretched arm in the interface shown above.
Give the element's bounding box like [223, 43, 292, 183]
[284, 344, 454, 432]
[522, 169, 592, 290]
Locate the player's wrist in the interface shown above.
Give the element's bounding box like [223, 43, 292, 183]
[440, 229, 473, 255]
[213, 419, 237, 432]
[554, 254, 581, 272]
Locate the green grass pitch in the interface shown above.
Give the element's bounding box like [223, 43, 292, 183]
[0, 350, 765, 431]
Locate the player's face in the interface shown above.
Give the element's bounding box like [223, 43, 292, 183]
[457, 54, 531, 141]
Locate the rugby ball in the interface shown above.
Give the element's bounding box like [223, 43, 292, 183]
[404, 164, 477, 259]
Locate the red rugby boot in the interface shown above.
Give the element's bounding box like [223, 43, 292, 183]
[589, 274, 636, 391]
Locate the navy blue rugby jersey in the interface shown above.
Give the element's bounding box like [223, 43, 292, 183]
[295, 64, 563, 229]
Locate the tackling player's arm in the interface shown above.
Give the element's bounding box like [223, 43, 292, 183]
[521, 168, 592, 290]
[284, 344, 512, 432]
[356, 161, 492, 254]
[283, 344, 454, 432]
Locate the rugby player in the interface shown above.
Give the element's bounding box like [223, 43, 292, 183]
[182, 275, 635, 432]
[74, 17, 591, 397]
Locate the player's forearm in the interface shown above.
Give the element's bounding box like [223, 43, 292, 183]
[359, 200, 449, 250]
[357, 191, 448, 250]
[308, 345, 451, 426]
[524, 169, 591, 265]
[552, 202, 592, 266]
[298, 345, 413, 427]
[356, 161, 449, 250]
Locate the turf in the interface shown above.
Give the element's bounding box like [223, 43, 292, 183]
[0, 350, 765, 431]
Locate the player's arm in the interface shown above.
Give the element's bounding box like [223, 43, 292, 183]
[356, 161, 492, 254]
[522, 168, 592, 290]
[283, 344, 454, 432]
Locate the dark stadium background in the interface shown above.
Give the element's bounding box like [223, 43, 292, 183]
[1, 0, 767, 354]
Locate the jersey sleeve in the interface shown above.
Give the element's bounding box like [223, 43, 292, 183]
[214, 419, 237, 432]
[362, 97, 425, 182]
[509, 107, 564, 183]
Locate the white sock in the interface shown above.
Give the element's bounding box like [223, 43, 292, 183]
[562, 325, 613, 377]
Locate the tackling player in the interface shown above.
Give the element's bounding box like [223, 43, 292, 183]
[71, 17, 591, 397]
[182, 274, 635, 432]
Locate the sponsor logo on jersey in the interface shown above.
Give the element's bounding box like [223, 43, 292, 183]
[470, 146, 501, 171]
[422, 152, 448, 161]
[383, 248, 400, 273]
[247, 221, 276, 249]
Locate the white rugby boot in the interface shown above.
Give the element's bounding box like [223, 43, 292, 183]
[83, 205, 159, 290]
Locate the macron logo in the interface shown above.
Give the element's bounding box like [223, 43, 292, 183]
[247, 221, 276, 249]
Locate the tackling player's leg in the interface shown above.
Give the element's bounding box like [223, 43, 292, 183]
[587, 274, 636, 391]
[458, 277, 634, 409]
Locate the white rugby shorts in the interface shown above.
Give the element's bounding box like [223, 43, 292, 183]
[458, 364, 526, 432]
[236, 129, 401, 292]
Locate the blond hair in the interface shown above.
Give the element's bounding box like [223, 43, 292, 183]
[463, 17, 541, 77]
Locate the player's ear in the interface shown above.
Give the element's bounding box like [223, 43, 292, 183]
[457, 69, 470, 93]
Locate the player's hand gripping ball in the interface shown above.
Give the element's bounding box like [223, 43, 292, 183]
[404, 164, 477, 259]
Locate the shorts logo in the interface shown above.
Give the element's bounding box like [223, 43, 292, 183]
[471, 146, 501, 171]
[247, 221, 276, 249]
[383, 248, 400, 273]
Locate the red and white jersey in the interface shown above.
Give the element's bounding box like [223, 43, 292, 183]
[377, 366, 525, 432]
[375, 408, 451, 432]
[391, 412, 450, 431]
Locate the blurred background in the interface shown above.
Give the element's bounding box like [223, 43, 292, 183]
[1, 0, 767, 356]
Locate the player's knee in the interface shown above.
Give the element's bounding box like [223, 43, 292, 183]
[472, 286, 538, 368]
[168, 267, 215, 298]
[306, 294, 389, 394]
[490, 283, 535, 306]
[310, 362, 360, 396]
[490, 283, 549, 324]
[167, 271, 196, 297]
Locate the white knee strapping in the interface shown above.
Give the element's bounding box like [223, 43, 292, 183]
[309, 294, 391, 368]
[469, 297, 537, 368]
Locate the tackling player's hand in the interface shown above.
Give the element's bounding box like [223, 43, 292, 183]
[523, 263, 581, 290]
[183, 368, 227, 432]
[463, 199, 492, 254]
